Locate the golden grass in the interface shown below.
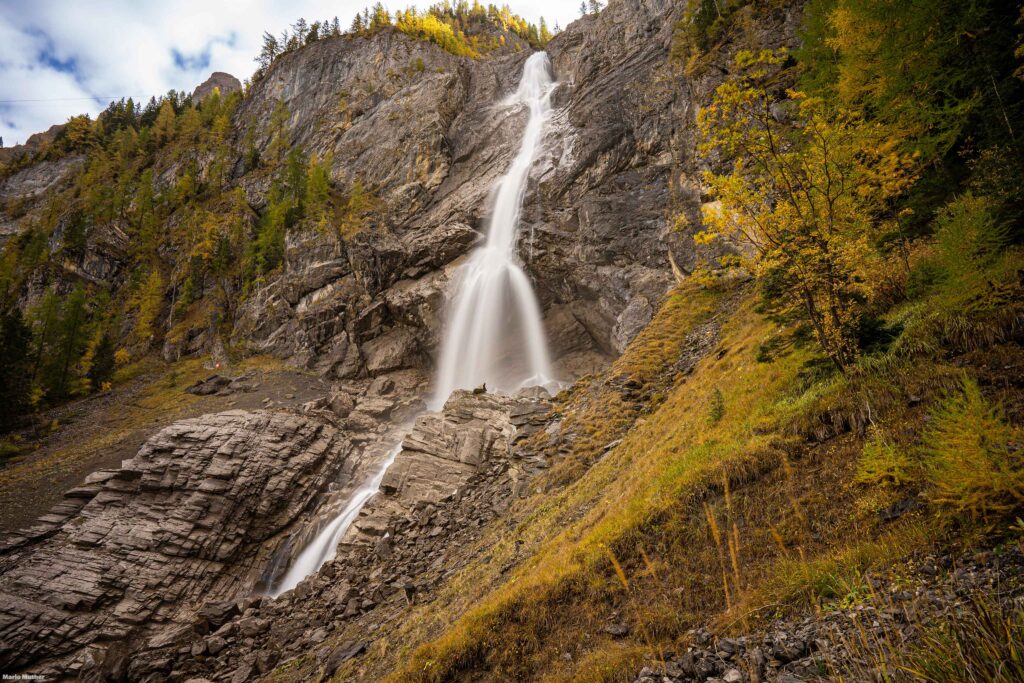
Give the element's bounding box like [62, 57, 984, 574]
[376, 284, 880, 681]
[322, 277, 1016, 682]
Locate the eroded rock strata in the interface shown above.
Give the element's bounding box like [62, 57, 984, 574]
[0, 410, 355, 678]
[129, 390, 553, 682]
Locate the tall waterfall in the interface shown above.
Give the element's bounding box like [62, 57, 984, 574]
[432, 51, 556, 408]
[265, 53, 558, 597]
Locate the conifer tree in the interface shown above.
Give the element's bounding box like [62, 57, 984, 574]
[53, 286, 89, 399]
[265, 100, 290, 169]
[86, 332, 116, 390]
[0, 309, 32, 428]
[256, 31, 280, 72]
[292, 18, 309, 44]
[152, 100, 176, 146]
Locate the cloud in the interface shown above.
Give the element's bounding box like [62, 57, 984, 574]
[0, 0, 583, 147]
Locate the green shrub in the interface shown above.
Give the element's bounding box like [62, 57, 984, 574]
[856, 432, 917, 488]
[707, 387, 724, 424]
[915, 193, 1012, 312]
[921, 376, 1024, 522]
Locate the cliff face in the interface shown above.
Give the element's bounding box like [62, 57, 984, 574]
[223, 0, 716, 388]
[0, 2, 704, 384]
[0, 0, 814, 389]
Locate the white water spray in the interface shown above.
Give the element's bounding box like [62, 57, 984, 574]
[432, 52, 557, 408]
[269, 444, 400, 597]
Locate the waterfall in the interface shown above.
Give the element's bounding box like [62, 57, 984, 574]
[432, 51, 557, 408]
[265, 52, 558, 597]
[268, 444, 400, 597]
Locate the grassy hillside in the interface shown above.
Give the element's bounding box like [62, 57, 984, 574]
[339, 0, 1024, 679]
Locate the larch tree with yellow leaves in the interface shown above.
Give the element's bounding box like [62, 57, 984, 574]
[696, 49, 917, 371]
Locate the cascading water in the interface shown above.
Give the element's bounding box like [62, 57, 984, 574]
[268, 444, 400, 597]
[432, 51, 557, 408]
[265, 52, 558, 597]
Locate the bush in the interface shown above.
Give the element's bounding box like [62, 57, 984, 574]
[921, 376, 1024, 522]
[856, 432, 916, 488]
[706, 387, 725, 424]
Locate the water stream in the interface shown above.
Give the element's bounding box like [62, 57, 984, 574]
[268, 444, 400, 597]
[265, 51, 557, 596]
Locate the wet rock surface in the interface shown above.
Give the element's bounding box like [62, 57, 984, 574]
[124, 390, 554, 681]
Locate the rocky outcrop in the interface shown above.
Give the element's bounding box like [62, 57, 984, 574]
[0, 123, 65, 165]
[344, 389, 551, 543]
[192, 71, 242, 104]
[0, 410, 356, 679]
[0, 154, 86, 242]
[124, 390, 553, 681]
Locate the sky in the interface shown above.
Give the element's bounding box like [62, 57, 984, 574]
[0, 0, 583, 146]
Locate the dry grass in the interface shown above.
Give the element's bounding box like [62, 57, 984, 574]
[829, 589, 1024, 682]
[374, 283, 933, 682]
[323, 271, 1022, 682]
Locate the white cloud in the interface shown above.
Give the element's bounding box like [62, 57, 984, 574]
[0, 0, 583, 146]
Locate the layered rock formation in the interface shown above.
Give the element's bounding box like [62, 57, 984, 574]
[0, 410, 356, 678]
[126, 389, 554, 681]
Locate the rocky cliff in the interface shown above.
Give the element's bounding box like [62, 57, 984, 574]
[0, 0, 713, 384]
[0, 0, 774, 677]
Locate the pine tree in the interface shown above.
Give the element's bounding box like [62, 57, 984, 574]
[256, 31, 280, 72]
[539, 17, 551, 45]
[153, 100, 176, 146]
[135, 269, 164, 344]
[292, 18, 309, 44]
[53, 286, 89, 399]
[371, 3, 391, 30]
[86, 332, 116, 391]
[266, 100, 290, 169]
[305, 153, 334, 233]
[0, 309, 32, 428]
[30, 290, 61, 388]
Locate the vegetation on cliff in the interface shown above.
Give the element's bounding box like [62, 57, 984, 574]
[254, 1, 552, 77]
[0, 89, 374, 425]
